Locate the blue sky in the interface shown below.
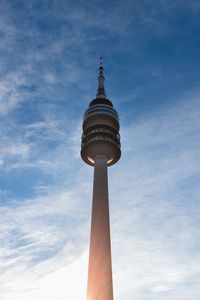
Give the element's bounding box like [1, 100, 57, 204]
[0, 0, 200, 299]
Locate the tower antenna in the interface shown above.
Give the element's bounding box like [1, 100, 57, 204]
[96, 56, 106, 98]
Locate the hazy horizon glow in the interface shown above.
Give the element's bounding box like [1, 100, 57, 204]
[0, 1, 200, 299]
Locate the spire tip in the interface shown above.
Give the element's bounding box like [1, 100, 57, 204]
[99, 57, 103, 69]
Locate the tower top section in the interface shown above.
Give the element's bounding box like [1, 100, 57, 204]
[96, 57, 106, 99]
[81, 59, 121, 166]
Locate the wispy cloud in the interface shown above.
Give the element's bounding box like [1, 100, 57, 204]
[0, 73, 25, 116]
[0, 187, 89, 266]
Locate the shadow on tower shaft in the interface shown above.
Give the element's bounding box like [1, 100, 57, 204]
[81, 58, 121, 300]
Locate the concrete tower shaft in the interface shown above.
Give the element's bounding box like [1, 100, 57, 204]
[87, 154, 113, 300]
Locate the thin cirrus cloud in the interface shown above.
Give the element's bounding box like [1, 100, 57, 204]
[0, 74, 24, 116]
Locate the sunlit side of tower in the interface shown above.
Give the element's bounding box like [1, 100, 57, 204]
[81, 58, 121, 300]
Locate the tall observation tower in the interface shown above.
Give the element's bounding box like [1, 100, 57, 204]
[81, 58, 121, 300]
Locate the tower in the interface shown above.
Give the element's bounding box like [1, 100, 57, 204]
[81, 58, 121, 300]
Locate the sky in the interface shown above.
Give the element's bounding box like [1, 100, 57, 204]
[0, 0, 200, 299]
